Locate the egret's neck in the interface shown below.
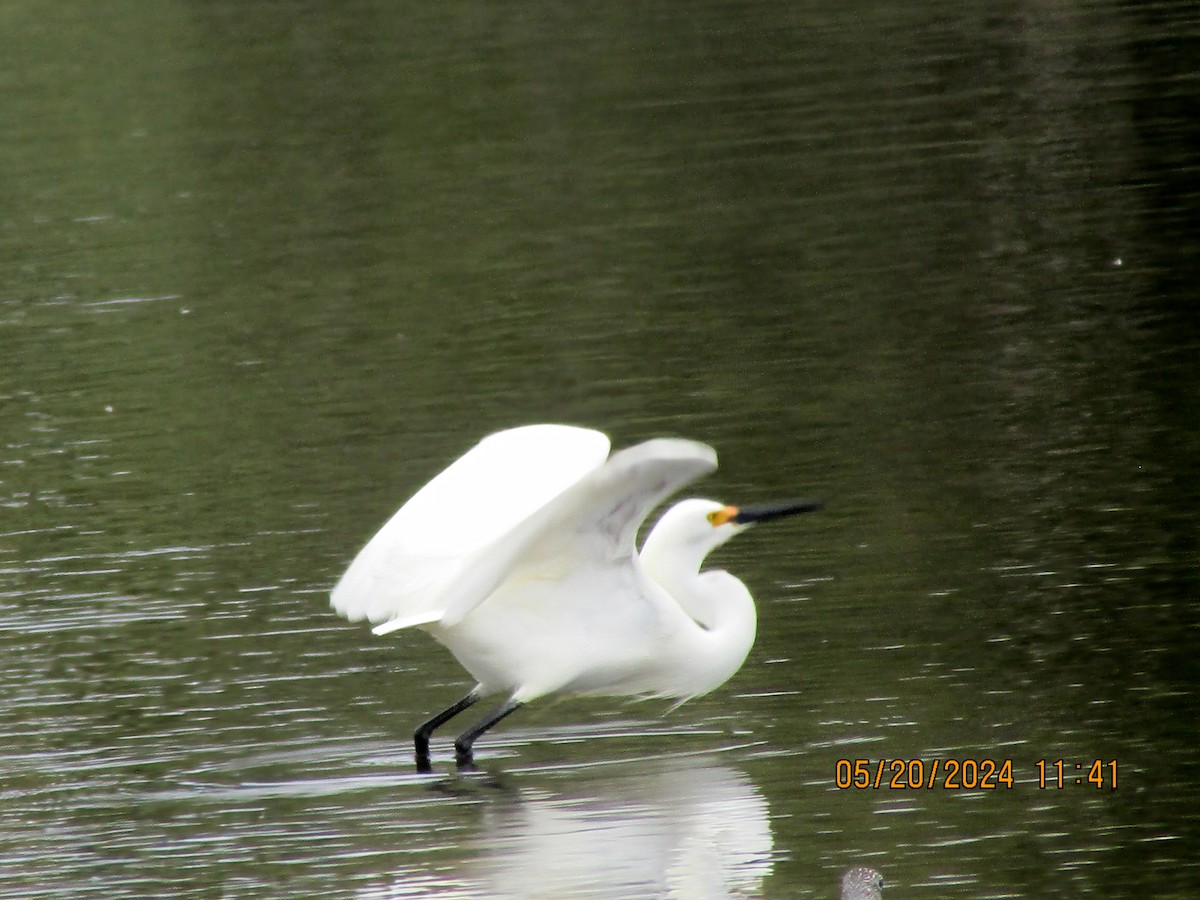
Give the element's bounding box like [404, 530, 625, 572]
[640, 529, 721, 628]
[640, 525, 758, 698]
[641, 522, 755, 634]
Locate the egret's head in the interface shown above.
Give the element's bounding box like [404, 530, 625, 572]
[671, 499, 748, 552]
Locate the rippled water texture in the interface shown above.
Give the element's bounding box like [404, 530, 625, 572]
[3, 1, 1199, 897]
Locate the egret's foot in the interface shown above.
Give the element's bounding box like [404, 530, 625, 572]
[454, 745, 477, 771]
[411, 690, 482, 773]
[414, 731, 433, 773]
[450, 698, 522, 773]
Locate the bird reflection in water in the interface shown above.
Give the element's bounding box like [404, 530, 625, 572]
[356, 758, 773, 898]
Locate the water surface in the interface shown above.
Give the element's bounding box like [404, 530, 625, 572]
[3, 1, 1199, 896]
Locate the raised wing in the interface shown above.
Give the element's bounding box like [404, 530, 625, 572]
[436, 437, 718, 627]
[331, 425, 611, 627]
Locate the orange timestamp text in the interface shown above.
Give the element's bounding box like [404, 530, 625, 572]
[835, 758, 1119, 790]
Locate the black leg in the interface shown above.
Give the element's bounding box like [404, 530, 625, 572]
[414, 689, 480, 771]
[454, 699, 523, 769]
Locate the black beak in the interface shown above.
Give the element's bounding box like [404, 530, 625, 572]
[731, 499, 822, 524]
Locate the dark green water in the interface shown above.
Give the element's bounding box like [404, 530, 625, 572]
[3, 2, 1198, 897]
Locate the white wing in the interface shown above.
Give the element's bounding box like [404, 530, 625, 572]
[436, 437, 718, 627]
[330, 425, 611, 627]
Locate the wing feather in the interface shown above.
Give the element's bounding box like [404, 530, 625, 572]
[438, 437, 718, 626]
[330, 425, 611, 626]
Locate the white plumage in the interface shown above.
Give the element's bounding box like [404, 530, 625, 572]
[330, 424, 818, 767]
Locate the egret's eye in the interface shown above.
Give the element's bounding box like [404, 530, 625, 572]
[706, 511, 719, 525]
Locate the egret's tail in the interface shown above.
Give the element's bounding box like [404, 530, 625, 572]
[372, 611, 443, 636]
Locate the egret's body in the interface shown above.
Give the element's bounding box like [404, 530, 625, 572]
[331, 424, 817, 768]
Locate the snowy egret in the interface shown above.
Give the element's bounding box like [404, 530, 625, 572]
[842, 867, 884, 900]
[330, 424, 820, 769]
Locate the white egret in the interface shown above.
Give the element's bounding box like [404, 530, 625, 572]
[330, 424, 819, 769]
[842, 867, 884, 900]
